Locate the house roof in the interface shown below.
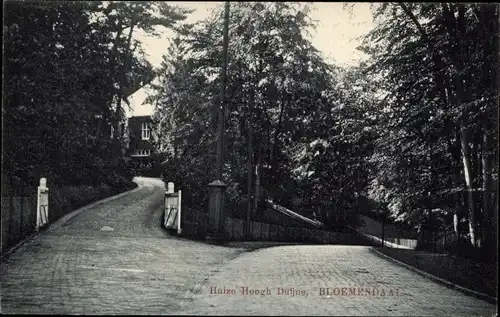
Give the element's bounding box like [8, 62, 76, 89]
[122, 73, 157, 99]
[126, 84, 152, 101]
[129, 115, 151, 119]
[127, 84, 155, 118]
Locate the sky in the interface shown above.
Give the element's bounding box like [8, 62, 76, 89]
[127, 2, 375, 117]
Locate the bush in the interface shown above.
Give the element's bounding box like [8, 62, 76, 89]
[444, 236, 491, 262]
[98, 184, 113, 199]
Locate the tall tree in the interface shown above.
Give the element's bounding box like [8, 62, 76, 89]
[359, 3, 498, 258]
[2, 1, 189, 194]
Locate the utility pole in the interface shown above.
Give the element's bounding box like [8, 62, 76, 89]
[207, 1, 230, 242]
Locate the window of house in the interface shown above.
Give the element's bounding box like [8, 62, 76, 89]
[141, 122, 151, 140]
[134, 149, 151, 156]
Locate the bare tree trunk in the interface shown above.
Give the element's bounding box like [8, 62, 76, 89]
[459, 120, 478, 246]
[452, 192, 460, 236]
[108, 28, 123, 130]
[254, 145, 262, 217]
[491, 3, 500, 261]
[399, 4, 470, 241]
[269, 95, 287, 184]
[471, 129, 482, 247]
[440, 3, 479, 247]
[114, 22, 135, 147]
[481, 129, 494, 251]
[456, 91, 478, 247]
[246, 84, 255, 237]
[447, 134, 462, 236]
[478, 3, 500, 260]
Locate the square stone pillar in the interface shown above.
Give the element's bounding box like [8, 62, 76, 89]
[207, 180, 228, 242]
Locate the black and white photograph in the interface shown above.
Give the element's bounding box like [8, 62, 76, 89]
[1, 1, 498, 316]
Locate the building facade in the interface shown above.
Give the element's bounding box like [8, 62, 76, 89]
[127, 115, 155, 168]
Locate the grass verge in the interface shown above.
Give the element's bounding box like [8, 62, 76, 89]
[375, 247, 498, 300]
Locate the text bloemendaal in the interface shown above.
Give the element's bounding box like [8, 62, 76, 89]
[209, 286, 308, 297]
[319, 287, 401, 296]
[209, 286, 401, 297]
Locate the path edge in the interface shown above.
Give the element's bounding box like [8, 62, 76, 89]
[370, 247, 498, 305]
[1, 180, 141, 261]
[48, 181, 141, 232]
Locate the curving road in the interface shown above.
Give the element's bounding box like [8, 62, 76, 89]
[1, 177, 497, 316]
[0, 177, 245, 315]
[182, 245, 497, 316]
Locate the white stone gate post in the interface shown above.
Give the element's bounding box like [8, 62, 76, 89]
[36, 178, 49, 231]
[164, 182, 182, 235]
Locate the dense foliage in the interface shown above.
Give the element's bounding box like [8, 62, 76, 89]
[152, 2, 498, 260]
[359, 3, 498, 260]
[151, 3, 373, 229]
[3, 1, 189, 194]
[4, 2, 497, 261]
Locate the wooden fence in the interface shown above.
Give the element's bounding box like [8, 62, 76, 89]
[357, 215, 418, 249]
[181, 207, 209, 239]
[359, 215, 418, 239]
[181, 207, 377, 245]
[358, 215, 469, 252]
[384, 238, 418, 249]
[1, 196, 37, 256]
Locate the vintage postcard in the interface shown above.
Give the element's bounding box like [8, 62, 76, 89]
[2, 2, 498, 316]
